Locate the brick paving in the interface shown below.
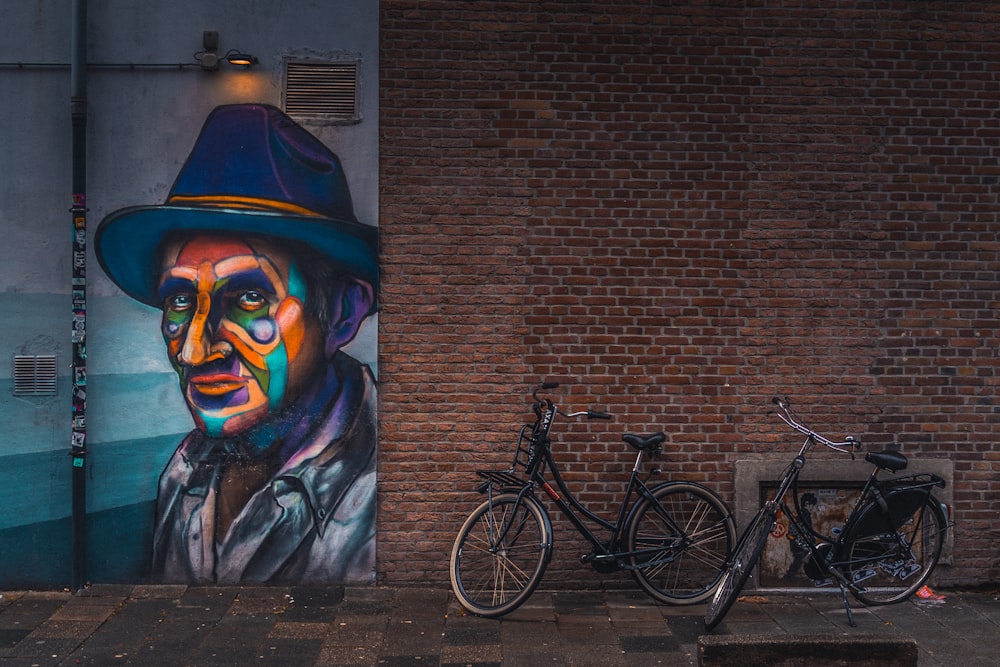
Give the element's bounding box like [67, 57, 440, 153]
[0, 585, 995, 666]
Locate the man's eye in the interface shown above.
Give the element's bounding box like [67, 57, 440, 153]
[166, 294, 194, 311]
[237, 290, 268, 311]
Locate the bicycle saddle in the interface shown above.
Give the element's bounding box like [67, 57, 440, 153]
[865, 450, 908, 472]
[623, 432, 666, 452]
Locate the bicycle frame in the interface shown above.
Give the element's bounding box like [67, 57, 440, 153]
[538, 434, 672, 570]
[479, 391, 684, 571]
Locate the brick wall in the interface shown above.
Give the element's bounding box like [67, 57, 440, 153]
[378, 1, 1000, 588]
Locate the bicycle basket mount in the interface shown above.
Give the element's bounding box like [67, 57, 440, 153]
[512, 423, 534, 471]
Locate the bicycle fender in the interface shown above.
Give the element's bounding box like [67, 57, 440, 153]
[842, 486, 935, 542]
[518, 493, 555, 565]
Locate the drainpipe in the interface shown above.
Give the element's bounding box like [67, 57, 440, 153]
[70, 0, 88, 592]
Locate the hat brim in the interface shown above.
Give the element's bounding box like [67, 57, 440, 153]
[95, 205, 378, 308]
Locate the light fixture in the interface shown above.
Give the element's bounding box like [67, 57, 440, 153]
[226, 50, 259, 68]
[196, 30, 220, 71]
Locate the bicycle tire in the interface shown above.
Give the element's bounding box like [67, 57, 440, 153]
[704, 505, 776, 630]
[846, 495, 946, 606]
[449, 492, 551, 618]
[625, 482, 736, 605]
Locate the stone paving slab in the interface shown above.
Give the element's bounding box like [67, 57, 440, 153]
[0, 585, 995, 666]
[699, 633, 918, 667]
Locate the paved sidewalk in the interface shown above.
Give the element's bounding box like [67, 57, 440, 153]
[0, 584, 996, 666]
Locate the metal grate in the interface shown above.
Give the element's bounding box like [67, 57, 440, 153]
[13, 354, 58, 396]
[285, 61, 359, 120]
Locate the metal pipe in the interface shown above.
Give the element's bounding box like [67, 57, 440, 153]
[70, 0, 88, 592]
[0, 62, 203, 70]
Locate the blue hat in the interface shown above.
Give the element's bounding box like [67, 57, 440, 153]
[95, 104, 378, 307]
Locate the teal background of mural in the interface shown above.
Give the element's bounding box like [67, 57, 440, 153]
[0, 295, 183, 584]
[0, 0, 378, 588]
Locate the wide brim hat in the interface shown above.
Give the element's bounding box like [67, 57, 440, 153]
[95, 104, 378, 308]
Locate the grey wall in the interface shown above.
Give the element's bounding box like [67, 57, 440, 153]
[0, 0, 378, 586]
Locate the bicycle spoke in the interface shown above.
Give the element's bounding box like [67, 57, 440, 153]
[627, 484, 736, 605]
[847, 495, 946, 606]
[450, 493, 550, 618]
[705, 506, 774, 630]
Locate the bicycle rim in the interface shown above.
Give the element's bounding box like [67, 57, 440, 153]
[449, 493, 550, 618]
[627, 483, 736, 605]
[705, 506, 775, 630]
[847, 496, 946, 606]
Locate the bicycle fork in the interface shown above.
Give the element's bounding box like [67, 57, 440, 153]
[483, 484, 553, 565]
[484, 485, 530, 553]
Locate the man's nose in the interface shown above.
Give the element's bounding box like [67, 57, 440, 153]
[177, 292, 229, 366]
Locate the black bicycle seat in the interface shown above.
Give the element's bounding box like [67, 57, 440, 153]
[865, 450, 908, 473]
[623, 432, 666, 451]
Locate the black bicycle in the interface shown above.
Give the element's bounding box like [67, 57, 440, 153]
[705, 397, 949, 630]
[450, 382, 737, 618]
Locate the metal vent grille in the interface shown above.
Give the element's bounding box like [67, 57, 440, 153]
[285, 61, 359, 120]
[13, 355, 58, 396]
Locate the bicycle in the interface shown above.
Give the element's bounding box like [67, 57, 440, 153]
[449, 381, 737, 618]
[704, 397, 949, 630]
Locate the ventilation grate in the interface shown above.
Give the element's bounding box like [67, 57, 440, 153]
[13, 354, 58, 396]
[285, 61, 359, 120]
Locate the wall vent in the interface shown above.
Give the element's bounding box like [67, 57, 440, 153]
[284, 61, 360, 121]
[13, 354, 58, 396]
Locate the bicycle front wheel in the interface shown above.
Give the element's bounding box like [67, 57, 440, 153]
[449, 492, 551, 618]
[626, 482, 736, 605]
[704, 505, 776, 631]
[846, 495, 947, 606]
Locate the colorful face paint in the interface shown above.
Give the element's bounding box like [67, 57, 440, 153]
[158, 235, 323, 439]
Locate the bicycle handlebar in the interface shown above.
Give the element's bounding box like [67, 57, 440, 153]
[771, 396, 861, 454]
[532, 382, 612, 421]
[533, 382, 559, 401]
[565, 409, 612, 420]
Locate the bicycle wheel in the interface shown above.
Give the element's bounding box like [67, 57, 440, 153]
[704, 505, 777, 631]
[626, 482, 736, 605]
[846, 495, 946, 606]
[449, 492, 551, 618]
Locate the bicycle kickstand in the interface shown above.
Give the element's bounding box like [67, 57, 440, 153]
[820, 565, 859, 627]
[837, 582, 857, 628]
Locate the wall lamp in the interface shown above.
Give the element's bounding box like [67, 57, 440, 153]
[225, 50, 259, 67]
[195, 31, 258, 71]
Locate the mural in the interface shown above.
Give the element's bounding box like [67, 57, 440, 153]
[758, 485, 861, 588]
[95, 104, 378, 584]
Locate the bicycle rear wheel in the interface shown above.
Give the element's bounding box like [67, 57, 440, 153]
[846, 495, 946, 606]
[704, 505, 776, 631]
[626, 482, 736, 605]
[449, 492, 551, 618]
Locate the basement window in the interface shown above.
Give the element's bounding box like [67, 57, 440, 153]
[284, 60, 360, 123]
[13, 354, 58, 396]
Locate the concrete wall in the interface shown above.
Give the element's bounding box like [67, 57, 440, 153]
[0, 0, 377, 587]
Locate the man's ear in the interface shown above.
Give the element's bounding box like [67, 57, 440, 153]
[324, 277, 375, 357]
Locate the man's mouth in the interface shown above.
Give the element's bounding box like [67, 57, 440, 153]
[187, 374, 249, 403]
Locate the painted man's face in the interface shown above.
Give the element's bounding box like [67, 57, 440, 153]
[157, 234, 324, 438]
